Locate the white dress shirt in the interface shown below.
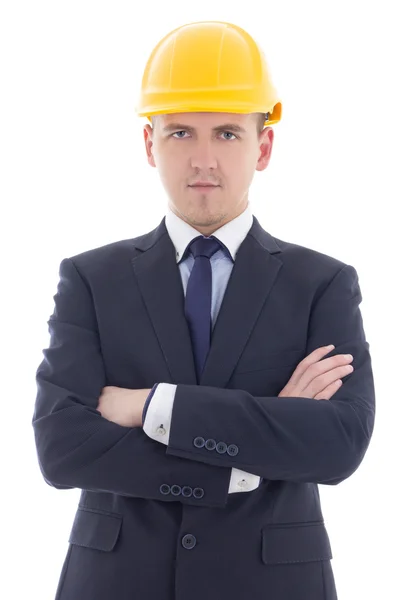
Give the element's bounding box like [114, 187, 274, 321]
[143, 202, 261, 494]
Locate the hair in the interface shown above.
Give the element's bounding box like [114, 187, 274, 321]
[151, 112, 267, 136]
[255, 112, 267, 136]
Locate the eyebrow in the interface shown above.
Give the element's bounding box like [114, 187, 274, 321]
[162, 123, 247, 134]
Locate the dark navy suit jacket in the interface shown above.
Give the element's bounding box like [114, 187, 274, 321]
[32, 215, 375, 600]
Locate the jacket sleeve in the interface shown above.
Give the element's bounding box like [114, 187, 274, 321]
[142, 383, 262, 494]
[165, 265, 376, 486]
[32, 257, 231, 508]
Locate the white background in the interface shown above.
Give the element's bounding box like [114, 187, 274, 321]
[1, 1, 398, 598]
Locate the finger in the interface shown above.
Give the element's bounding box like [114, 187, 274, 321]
[312, 354, 353, 377]
[289, 345, 335, 385]
[297, 351, 352, 391]
[304, 363, 351, 397]
[314, 379, 342, 401]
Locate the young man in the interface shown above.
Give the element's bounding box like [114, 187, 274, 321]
[33, 21, 375, 600]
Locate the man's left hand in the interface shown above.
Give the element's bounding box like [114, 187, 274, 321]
[97, 386, 152, 428]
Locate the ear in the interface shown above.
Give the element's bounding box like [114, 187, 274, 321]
[144, 125, 156, 168]
[256, 127, 274, 172]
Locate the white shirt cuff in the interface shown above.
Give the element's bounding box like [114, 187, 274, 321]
[229, 468, 261, 493]
[142, 383, 176, 445]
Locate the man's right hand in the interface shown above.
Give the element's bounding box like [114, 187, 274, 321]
[278, 345, 354, 401]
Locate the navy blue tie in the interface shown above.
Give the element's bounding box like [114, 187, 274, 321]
[184, 235, 222, 382]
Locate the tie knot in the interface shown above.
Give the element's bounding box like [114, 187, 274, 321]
[188, 236, 222, 260]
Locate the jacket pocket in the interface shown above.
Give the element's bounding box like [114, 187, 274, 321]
[261, 521, 333, 565]
[68, 507, 122, 552]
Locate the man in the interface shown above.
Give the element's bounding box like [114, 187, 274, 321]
[32, 21, 375, 600]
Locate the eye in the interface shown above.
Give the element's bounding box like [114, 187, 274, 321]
[221, 132, 237, 140]
[172, 131, 188, 138]
[171, 131, 238, 140]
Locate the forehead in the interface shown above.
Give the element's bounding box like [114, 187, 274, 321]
[157, 112, 254, 130]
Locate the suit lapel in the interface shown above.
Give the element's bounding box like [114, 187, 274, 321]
[131, 215, 283, 389]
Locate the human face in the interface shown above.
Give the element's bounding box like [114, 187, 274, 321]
[143, 112, 273, 236]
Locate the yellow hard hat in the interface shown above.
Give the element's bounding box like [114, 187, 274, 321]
[135, 21, 282, 127]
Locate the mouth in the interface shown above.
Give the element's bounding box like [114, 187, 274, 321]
[189, 185, 219, 193]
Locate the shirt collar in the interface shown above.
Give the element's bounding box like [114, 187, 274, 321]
[165, 203, 254, 263]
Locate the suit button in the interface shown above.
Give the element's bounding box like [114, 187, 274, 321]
[205, 439, 216, 451]
[194, 436, 205, 448]
[181, 486, 193, 497]
[171, 485, 182, 496]
[227, 444, 239, 456]
[160, 484, 170, 495]
[193, 487, 204, 499]
[216, 441, 227, 454]
[182, 534, 197, 550]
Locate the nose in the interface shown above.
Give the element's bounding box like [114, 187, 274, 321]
[189, 140, 218, 171]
